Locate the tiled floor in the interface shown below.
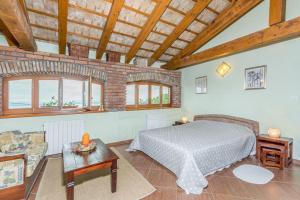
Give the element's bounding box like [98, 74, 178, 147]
[29, 144, 300, 200]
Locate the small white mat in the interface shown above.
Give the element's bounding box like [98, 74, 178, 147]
[233, 164, 274, 184]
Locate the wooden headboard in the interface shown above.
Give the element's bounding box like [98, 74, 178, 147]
[193, 114, 259, 136]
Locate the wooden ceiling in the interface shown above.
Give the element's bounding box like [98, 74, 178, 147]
[0, 0, 235, 65]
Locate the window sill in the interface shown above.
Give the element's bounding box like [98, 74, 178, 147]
[0, 110, 107, 119]
[125, 106, 178, 111]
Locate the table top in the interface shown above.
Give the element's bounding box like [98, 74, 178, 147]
[62, 138, 119, 173]
[257, 134, 293, 144]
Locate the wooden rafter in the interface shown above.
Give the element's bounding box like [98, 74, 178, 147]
[148, 0, 212, 66]
[269, 0, 286, 26]
[164, 0, 262, 67]
[0, 0, 36, 51]
[0, 19, 19, 46]
[162, 16, 300, 70]
[125, 0, 171, 64]
[96, 0, 124, 59]
[58, 0, 68, 54]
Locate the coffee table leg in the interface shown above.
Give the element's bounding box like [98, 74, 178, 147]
[111, 160, 117, 193]
[66, 172, 75, 200]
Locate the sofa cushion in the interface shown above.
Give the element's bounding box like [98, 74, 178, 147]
[25, 143, 48, 177]
[0, 131, 22, 149]
[24, 131, 45, 145]
[0, 144, 26, 154]
[0, 159, 25, 189]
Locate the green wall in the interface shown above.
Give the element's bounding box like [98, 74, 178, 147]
[0, 109, 182, 143]
[181, 0, 300, 159]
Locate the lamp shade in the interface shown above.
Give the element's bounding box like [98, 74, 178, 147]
[216, 62, 231, 77]
[181, 116, 188, 123]
[268, 128, 281, 138]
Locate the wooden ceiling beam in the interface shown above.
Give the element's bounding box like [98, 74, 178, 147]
[162, 16, 300, 70]
[206, 7, 220, 15]
[167, 6, 186, 16]
[27, 8, 58, 18]
[68, 4, 107, 18]
[96, 0, 125, 59]
[0, 19, 19, 46]
[123, 5, 150, 17]
[269, 0, 286, 26]
[165, 0, 262, 66]
[125, 0, 171, 64]
[159, 19, 177, 27]
[58, 0, 68, 54]
[148, 0, 212, 66]
[117, 19, 142, 29]
[195, 18, 209, 26]
[0, 0, 36, 51]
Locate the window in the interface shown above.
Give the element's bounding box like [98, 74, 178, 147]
[91, 83, 102, 107]
[126, 82, 171, 110]
[138, 85, 149, 105]
[63, 79, 84, 108]
[8, 79, 32, 111]
[38, 79, 59, 108]
[3, 76, 104, 115]
[126, 85, 135, 105]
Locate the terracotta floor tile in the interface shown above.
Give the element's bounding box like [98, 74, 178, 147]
[147, 169, 177, 188]
[143, 186, 177, 200]
[208, 176, 253, 198]
[29, 143, 300, 200]
[177, 190, 214, 200]
[213, 194, 254, 200]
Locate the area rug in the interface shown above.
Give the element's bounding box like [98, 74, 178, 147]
[233, 164, 274, 184]
[36, 147, 156, 200]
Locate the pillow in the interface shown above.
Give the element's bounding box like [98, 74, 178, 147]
[0, 143, 25, 154]
[24, 131, 45, 144]
[12, 132, 30, 148]
[0, 130, 22, 149]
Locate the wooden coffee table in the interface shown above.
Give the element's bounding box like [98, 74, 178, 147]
[62, 138, 119, 200]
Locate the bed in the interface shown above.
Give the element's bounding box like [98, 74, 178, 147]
[128, 114, 259, 194]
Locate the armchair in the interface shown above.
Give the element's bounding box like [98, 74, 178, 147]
[0, 131, 47, 200]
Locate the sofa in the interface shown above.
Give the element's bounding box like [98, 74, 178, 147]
[0, 130, 48, 200]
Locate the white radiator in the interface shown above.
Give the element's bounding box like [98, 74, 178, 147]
[43, 120, 84, 155]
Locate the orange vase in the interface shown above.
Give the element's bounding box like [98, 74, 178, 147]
[82, 132, 90, 147]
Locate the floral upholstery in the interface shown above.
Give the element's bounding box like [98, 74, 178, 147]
[0, 158, 24, 189]
[0, 131, 47, 189]
[25, 143, 48, 177]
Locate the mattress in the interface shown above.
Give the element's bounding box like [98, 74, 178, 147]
[128, 120, 256, 194]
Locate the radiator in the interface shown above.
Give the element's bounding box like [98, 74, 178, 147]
[43, 120, 84, 155]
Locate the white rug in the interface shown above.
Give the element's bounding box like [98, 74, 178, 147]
[233, 164, 274, 184]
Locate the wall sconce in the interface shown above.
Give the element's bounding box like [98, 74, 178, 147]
[216, 62, 231, 77]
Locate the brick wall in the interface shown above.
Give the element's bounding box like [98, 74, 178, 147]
[0, 46, 181, 113]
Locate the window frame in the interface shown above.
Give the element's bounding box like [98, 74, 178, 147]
[126, 81, 172, 110]
[2, 76, 104, 115]
[3, 76, 34, 115]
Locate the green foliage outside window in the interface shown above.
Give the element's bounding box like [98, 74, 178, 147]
[42, 96, 58, 107]
[162, 94, 170, 104]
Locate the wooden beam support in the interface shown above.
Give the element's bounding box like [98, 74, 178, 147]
[269, 0, 286, 26]
[58, 0, 69, 54]
[0, 0, 36, 51]
[0, 19, 19, 46]
[162, 16, 300, 70]
[96, 0, 125, 59]
[165, 0, 262, 66]
[148, 0, 212, 66]
[125, 0, 171, 64]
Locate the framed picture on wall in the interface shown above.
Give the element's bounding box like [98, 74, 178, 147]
[244, 65, 267, 90]
[195, 76, 207, 94]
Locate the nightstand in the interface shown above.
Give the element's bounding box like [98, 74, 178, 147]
[173, 121, 190, 126]
[256, 134, 293, 169]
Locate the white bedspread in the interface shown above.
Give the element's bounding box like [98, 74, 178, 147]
[128, 120, 256, 194]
